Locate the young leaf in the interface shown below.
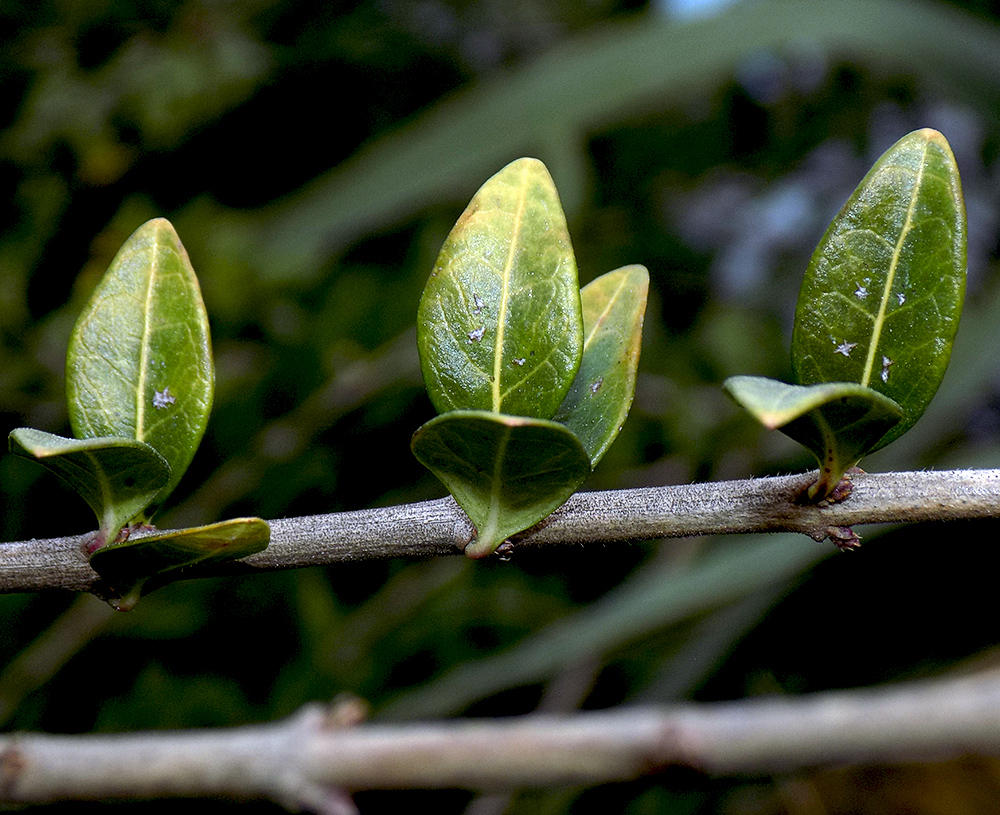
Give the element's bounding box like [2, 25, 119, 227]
[8, 427, 170, 545]
[66, 218, 214, 515]
[411, 410, 591, 558]
[791, 128, 966, 450]
[553, 265, 648, 465]
[723, 376, 903, 499]
[89, 517, 271, 611]
[416, 158, 583, 419]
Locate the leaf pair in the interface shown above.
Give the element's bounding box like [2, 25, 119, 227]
[9, 219, 268, 605]
[724, 129, 966, 499]
[412, 158, 648, 557]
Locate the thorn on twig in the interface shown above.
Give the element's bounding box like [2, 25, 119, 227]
[495, 541, 514, 562]
[826, 526, 861, 551]
[322, 694, 369, 730]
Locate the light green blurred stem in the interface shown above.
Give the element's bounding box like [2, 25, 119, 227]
[247, 0, 1000, 281]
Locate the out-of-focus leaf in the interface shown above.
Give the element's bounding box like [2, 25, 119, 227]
[416, 158, 582, 419]
[66, 218, 214, 515]
[90, 517, 270, 611]
[411, 410, 591, 558]
[791, 128, 965, 449]
[8, 428, 170, 544]
[554, 265, 648, 465]
[723, 376, 903, 498]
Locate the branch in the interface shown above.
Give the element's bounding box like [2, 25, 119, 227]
[3, 468, 1000, 595]
[3, 674, 1000, 808]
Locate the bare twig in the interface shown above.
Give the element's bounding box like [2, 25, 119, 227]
[3, 673, 1000, 806]
[2, 468, 999, 595]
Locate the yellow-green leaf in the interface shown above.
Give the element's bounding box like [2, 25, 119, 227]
[416, 158, 583, 418]
[554, 265, 648, 465]
[89, 517, 270, 611]
[66, 218, 214, 515]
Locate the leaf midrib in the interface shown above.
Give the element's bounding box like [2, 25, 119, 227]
[492, 168, 529, 412]
[135, 235, 160, 441]
[860, 143, 929, 386]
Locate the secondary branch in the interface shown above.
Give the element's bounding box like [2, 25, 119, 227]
[3, 673, 1000, 807]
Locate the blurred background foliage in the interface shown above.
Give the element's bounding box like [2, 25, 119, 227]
[3, 0, 1000, 812]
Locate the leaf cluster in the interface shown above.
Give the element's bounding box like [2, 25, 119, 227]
[725, 129, 966, 501]
[412, 158, 649, 557]
[9, 220, 268, 609]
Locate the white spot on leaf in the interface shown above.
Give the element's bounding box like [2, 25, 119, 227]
[897, 293, 906, 305]
[834, 340, 857, 357]
[590, 378, 603, 395]
[854, 285, 868, 300]
[513, 358, 525, 366]
[467, 327, 485, 343]
[153, 388, 176, 409]
[473, 293, 485, 315]
[881, 356, 893, 383]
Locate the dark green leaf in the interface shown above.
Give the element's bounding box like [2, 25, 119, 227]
[791, 128, 966, 449]
[723, 376, 903, 498]
[554, 265, 648, 465]
[411, 410, 591, 558]
[89, 517, 270, 611]
[416, 158, 583, 418]
[66, 218, 214, 514]
[8, 427, 170, 544]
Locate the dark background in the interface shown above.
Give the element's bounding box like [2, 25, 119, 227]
[3, 1, 1000, 812]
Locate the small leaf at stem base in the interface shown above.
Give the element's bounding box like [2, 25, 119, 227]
[722, 376, 903, 499]
[411, 410, 591, 558]
[8, 427, 170, 544]
[90, 517, 270, 610]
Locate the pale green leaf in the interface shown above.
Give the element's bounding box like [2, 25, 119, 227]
[89, 517, 270, 611]
[66, 218, 214, 514]
[723, 376, 903, 498]
[8, 427, 170, 544]
[554, 265, 648, 465]
[416, 158, 583, 418]
[791, 128, 966, 449]
[411, 410, 591, 558]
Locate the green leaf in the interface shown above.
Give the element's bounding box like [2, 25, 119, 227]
[411, 410, 591, 558]
[553, 265, 648, 465]
[89, 517, 270, 611]
[8, 427, 170, 545]
[66, 218, 214, 515]
[416, 158, 583, 419]
[791, 128, 966, 450]
[723, 376, 904, 498]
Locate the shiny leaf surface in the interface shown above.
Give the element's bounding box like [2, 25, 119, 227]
[417, 158, 582, 418]
[791, 128, 966, 449]
[8, 427, 170, 543]
[90, 517, 270, 611]
[411, 410, 591, 558]
[554, 265, 648, 465]
[66, 218, 214, 514]
[723, 376, 903, 498]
